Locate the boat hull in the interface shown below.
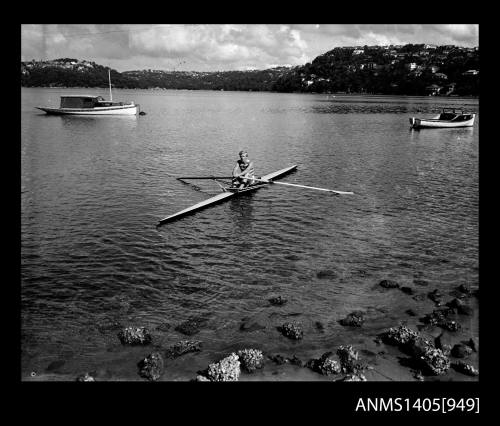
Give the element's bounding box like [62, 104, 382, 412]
[157, 164, 298, 225]
[36, 104, 138, 115]
[409, 115, 475, 128]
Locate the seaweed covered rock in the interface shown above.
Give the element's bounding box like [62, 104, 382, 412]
[379, 279, 400, 289]
[206, 353, 241, 381]
[236, 349, 264, 372]
[96, 317, 123, 334]
[341, 373, 367, 381]
[337, 345, 362, 373]
[269, 296, 288, 306]
[138, 352, 164, 381]
[118, 326, 152, 345]
[307, 352, 342, 376]
[400, 286, 414, 295]
[278, 322, 303, 340]
[165, 340, 202, 359]
[419, 347, 450, 375]
[421, 308, 461, 331]
[452, 361, 479, 377]
[382, 325, 450, 375]
[287, 355, 305, 367]
[382, 325, 419, 346]
[407, 335, 434, 359]
[339, 311, 365, 327]
[175, 317, 209, 336]
[76, 373, 95, 382]
[268, 354, 287, 365]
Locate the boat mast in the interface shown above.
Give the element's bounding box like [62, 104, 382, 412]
[108, 69, 113, 101]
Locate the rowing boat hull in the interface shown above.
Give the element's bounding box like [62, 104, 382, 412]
[409, 114, 475, 128]
[157, 164, 297, 225]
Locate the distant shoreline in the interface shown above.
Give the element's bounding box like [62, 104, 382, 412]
[21, 86, 479, 100]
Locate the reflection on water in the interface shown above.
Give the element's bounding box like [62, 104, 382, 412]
[228, 195, 256, 233]
[409, 126, 476, 143]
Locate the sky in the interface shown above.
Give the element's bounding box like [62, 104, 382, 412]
[21, 24, 479, 72]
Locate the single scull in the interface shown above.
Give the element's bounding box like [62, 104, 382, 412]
[157, 164, 298, 225]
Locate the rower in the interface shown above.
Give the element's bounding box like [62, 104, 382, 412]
[232, 150, 255, 189]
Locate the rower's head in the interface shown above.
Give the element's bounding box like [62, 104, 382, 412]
[239, 150, 248, 159]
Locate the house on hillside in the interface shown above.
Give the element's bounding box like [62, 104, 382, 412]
[463, 69, 479, 75]
[426, 84, 443, 96]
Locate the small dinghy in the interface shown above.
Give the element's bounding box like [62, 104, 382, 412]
[410, 108, 475, 129]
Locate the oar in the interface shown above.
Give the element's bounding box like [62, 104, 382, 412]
[250, 177, 354, 195]
[177, 176, 233, 180]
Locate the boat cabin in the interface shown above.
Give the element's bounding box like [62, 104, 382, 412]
[437, 108, 474, 122]
[59, 95, 126, 109]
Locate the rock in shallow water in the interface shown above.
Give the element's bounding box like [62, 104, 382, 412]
[307, 352, 342, 376]
[236, 349, 264, 372]
[452, 360, 479, 377]
[379, 279, 400, 289]
[382, 325, 420, 346]
[419, 347, 450, 375]
[205, 353, 241, 381]
[138, 352, 164, 381]
[165, 340, 202, 358]
[337, 345, 362, 373]
[382, 325, 450, 375]
[339, 311, 365, 327]
[278, 322, 303, 340]
[76, 372, 95, 382]
[340, 373, 367, 381]
[175, 317, 208, 336]
[118, 326, 152, 345]
[421, 308, 461, 331]
[269, 296, 287, 306]
[268, 354, 287, 365]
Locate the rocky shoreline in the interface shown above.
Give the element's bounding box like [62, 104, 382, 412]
[23, 279, 479, 382]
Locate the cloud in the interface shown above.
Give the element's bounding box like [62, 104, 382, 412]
[21, 24, 479, 72]
[128, 24, 308, 69]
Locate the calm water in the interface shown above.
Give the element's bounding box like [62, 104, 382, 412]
[21, 87, 479, 380]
